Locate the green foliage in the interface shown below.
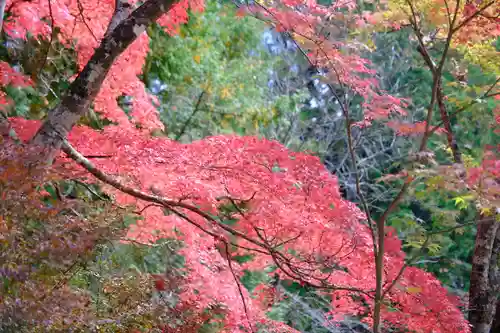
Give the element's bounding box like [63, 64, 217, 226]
[240, 270, 271, 292]
[144, 0, 282, 141]
[69, 238, 186, 330]
[266, 281, 341, 333]
[0, 32, 78, 120]
[0, 167, 131, 331]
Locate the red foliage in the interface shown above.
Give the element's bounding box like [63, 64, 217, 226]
[153, 274, 167, 291]
[465, 147, 500, 209]
[0, 62, 32, 87]
[4, 0, 203, 131]
[454, 2, 500, 44]
[1, 0, 473, 331]
[0, 62, 32, 113]
[387, 121, 447, 136]
[10, 117, 470, 333]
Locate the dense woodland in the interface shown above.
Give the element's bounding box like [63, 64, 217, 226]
[0, 0, 499, 332]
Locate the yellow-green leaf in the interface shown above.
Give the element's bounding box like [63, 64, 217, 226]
[407, 286, 422, 294]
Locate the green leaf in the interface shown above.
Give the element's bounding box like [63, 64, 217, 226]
[232, 254, 255, 264]
[240, 270, 269, 292]
[452, 195, 474, 210]
[123, 215, 138, 228]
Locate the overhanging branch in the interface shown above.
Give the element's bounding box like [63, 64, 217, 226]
[61, 140, 371, 296]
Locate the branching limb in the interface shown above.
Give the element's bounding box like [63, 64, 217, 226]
[32, 0, 179, 163]
[224, 241, 255, 333]
[429, 76, 499, 136]
[382, 217, 496, 299]
[76, 0, 99, 42]
[175, 90, 205, 141]
[61, 140, 373, 297]
[61, 140, 271, 249]
[452, 1, 496, 33]
[104, 0, 133, 37]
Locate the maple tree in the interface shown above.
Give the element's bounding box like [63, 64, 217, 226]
[0, 0, 498, 332]
[365, 2, 499, 332]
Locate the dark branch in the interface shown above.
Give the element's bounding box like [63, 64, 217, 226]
[175, 90, 205, 141]
[32, 0, 178, 163]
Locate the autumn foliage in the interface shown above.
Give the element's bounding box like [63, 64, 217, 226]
[6, 117, 470, 332]
[1, 0, 498, 331]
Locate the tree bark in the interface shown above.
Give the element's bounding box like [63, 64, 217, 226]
[469, 214, 500, 333]
[0, 0, 7, 35]
[491, 300, 500, 332]
[31, 0, 177, 163]
[416, 44, 462, 164]
[436, 84, 462, 164]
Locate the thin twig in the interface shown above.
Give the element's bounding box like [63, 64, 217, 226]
[452, 1, 496, 33]
[429, 76, 499, 135]
[35, 0, 56, 81]
[224, 241, 255, 333]
[76, 0, 99, 42]
[61, 140, 372, 296]
[175, 90, 205, 141]
[382, 216, 496, 298]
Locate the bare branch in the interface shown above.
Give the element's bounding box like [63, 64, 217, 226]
[61, 140, 373, 296]
[224, 241, 255, 333]
[175, 90, 206, 141]
[36, 0, 56, 81]
[61, 141, 270, 249]
[76, 0, 99, 42]
[429, 76, 500, 135]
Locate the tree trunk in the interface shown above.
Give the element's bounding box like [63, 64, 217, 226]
[469, 214, 500, 333]
[492, 300, 500, 332]
[30, 0, 176, 163]
[436, 85, 462, 164]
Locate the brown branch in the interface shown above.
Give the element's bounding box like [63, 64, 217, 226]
[224, 241, 255, 333]
[175, 90, 205, 141]
[76, 0, 99, 42]
[82, 154, 114, 158]
[248, 4, 442, 331]
[371, 3, 460, 327]
[266, 10, 378, 255]
[31, 0, 56, 81]
[104, 0, 133, 38]
[381, 236, 431, 299]
[0, 0, 7, 35]
[409, 0, 458, 151]
[31, 0, 179, 163]
[122, 237, 162, 247]
[436, 83, 462, 163]
[171, 208, 268, 255]
[133, 202, 163, 215]
[417, 36, 462, 163]
[62, 140, 375, 296]
[429, 76, 500, 135]
[452, 1, 496, 33]
[381, 216, 496, 299]
[61, 141, 270, 249]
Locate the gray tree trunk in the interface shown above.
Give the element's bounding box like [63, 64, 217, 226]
[469, 214, 500, 333]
